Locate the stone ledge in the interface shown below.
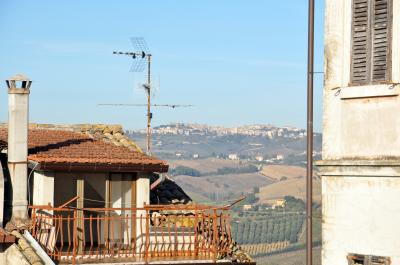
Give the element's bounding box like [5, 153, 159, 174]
[339, 83, 400, 99]
[316, 159, 400, 167]
[317, 160, 400, 177]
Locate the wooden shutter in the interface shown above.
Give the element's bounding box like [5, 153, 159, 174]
[371, 0, 391, 82]
[351, 0, 370, 85]
[351, 0, 392, 85]
[348, 254, 390, 265]
[369, 255, 391, 265]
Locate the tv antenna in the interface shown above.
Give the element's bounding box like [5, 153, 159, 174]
[112, 37, 154, 153]
[109, 38, 193, 154]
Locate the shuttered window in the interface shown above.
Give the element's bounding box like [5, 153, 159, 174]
[351, 0, 392, 85]
[348, 254, 391, 265]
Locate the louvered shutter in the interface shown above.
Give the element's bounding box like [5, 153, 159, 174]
[369, 255, 390, 265]
[371, 0, 390, 82]
[350, 0, 392, 85]
[351, 0, 370, 85]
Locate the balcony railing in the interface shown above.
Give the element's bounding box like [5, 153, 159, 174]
[29, 204, 233, 264]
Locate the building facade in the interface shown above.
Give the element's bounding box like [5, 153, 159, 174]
[319, 0, 400, 264]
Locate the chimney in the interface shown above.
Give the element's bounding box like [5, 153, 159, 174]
[6, 74, 31, 224]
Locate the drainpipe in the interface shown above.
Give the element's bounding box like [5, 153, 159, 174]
[306, 1, 315, 265]
[150, 173, 166, 190]
[6, 74, 32, 226]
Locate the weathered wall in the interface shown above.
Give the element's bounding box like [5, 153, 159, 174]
[322, 0, 400, 264]
[323, 0, 400, 160]
[322, 175, 400, 264]
[32, 171, 54, 206]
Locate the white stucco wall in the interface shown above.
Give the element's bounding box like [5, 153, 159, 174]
[32, 171, 54, 206]
[323, 0, 400, 160]
[136, 173, 150, 208]
[136, 173, 150, 252]
[322, 176, 400, 264]
[322, 1, 400, 264]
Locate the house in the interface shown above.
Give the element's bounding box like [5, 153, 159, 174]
[242, 204, 252, 211]
[0, 123, 168, 213]
[264, 198, 286, 209]
[255, 155, 263, 162]
[0, 74, 253, 264]
[228, 153, 238, 160]
[318, 0, 400, 264]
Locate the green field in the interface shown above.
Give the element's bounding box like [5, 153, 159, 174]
[231, 213, 305, 245]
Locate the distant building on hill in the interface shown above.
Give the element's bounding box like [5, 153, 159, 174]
[228, 153, 238, 160]
[255, 155, 264, 162]
[265, 198, 286, 209]
[318, 1, 400, 264]
[242, 204, 252, 211]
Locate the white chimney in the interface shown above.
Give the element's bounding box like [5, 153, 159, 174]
[6, 74, 31, 224]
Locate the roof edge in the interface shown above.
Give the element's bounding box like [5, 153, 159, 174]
[29, 161, 169, 173]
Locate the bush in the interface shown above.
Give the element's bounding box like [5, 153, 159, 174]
[169, 166, 201, 177]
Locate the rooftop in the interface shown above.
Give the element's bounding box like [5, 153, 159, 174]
[0, 123, 168, 173]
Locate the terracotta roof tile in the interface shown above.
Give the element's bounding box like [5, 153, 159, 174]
[0, 128, 168, 173]
[0, 228, 15, 243]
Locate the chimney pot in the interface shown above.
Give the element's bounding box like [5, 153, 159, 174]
[6, 74, 31, 93]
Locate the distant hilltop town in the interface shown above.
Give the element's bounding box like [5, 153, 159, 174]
[130, 123, 307, 139]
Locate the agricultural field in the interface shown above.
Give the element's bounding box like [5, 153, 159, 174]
[173, 172, 273, 202]
[231, 213, 305, 255]
[255, 246, 321, 265]
[260, 165, 306, 181]
[169, 158, 242, 174]
[241, 241, 290, 256]
[259, 176, 322, 204]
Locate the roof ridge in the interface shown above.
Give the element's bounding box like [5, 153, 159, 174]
[0, 123, 143, 153]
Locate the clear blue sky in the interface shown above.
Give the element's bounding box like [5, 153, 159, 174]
[0, 0, 325, 131]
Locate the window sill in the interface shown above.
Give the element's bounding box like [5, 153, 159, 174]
[338, 83, 400, 100]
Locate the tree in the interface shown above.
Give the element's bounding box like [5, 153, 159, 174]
[253, 186, 260, 194]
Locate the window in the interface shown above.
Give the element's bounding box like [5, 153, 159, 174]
[351, 0, 392, 85]
[348, 253, 391, 265]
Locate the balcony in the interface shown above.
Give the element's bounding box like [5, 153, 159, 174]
[29, 204, 240, 264]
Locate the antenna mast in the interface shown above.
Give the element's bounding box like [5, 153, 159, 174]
[113, 37, 153, 153]
[146, 54, 152, 153]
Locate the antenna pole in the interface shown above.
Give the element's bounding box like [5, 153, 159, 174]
[146, 54, 152, 153]
[306, 0, 314, 265]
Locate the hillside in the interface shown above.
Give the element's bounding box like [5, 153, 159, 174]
[127, 123, 323, 204]
[260, 165, 307, 181]
[169, 158, 242, 174]
[127, 123, 322, 164]
[173, 172, 273, 202]
[259, 176, 322, 203]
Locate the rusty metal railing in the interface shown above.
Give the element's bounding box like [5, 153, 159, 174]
[29, 204, 233, 264]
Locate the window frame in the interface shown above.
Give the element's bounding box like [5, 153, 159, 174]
[350, 0, 393, 86]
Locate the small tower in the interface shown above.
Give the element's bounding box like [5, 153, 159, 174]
[6, 74, 31, 226]
[319, 0, 400, 264]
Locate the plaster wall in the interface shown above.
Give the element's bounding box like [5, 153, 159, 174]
[323, 0, 400, 160]
[322, 176, 400, 264]
[322, 1, 400, 264]
[136, 173, 150, 251]
[32, 171, 54, 206]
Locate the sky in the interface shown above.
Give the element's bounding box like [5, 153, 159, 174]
[0, 0, 325, 131]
